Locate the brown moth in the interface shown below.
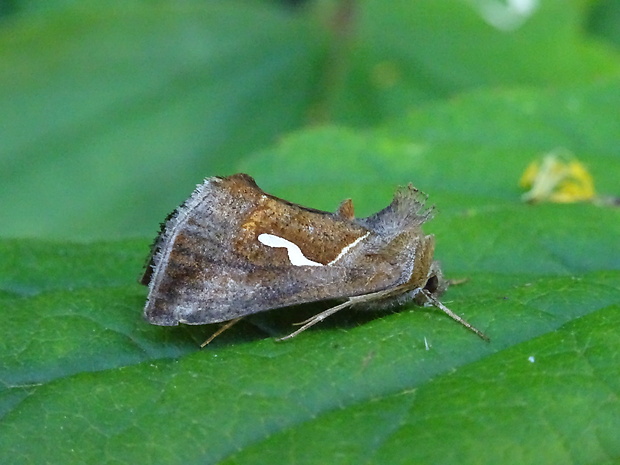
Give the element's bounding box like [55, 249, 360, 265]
[141, 174, 488, 343]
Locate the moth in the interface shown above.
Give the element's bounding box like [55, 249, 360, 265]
[141, 174, 488, 344]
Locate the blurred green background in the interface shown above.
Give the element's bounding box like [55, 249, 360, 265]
[2, 0, 619, 240]
[2, 3, 620, 464]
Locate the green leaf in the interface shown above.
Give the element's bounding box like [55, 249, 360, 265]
[1, 81, 619, 464]
[329, 0, 620, 124]
[587, 0, 620, 49]
[0, 1, 326, 239]
[220, 304, 620, 465]
[2, 1, 619, 240]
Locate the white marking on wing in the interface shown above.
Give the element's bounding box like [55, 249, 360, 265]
[327, 232, 370, 265]
[258, 233, 323, 267]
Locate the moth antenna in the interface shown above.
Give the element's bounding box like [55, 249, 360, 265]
[200, 317, 243, 348]
[421, 290, 490, 341]
[277, 299, 356, 341]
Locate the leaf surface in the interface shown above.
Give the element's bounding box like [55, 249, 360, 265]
[1, 81, 619, 464]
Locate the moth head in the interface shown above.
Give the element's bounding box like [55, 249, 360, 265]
[416, 261, 448, 302]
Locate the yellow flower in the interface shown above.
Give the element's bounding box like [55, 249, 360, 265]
[520, 150, 595, 203]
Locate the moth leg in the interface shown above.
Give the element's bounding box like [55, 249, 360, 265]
[277, 290, 397, 341]
[276, 299, 356, 341]
[200, 317, 243, 348]
[420, 290, 489, 341]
